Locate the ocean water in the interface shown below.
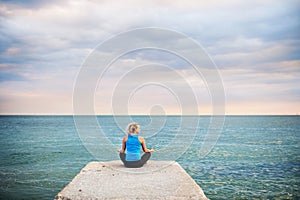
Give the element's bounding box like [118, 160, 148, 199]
[0, 115, 299, 199]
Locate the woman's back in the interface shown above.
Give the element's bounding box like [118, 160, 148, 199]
[126, 135, 141, 161]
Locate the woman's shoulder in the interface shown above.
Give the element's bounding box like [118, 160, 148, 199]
[138, 136, 144, 142]
[123, 135, 128, 142]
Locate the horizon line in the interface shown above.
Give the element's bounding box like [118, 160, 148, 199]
[0, 114, 299, 116]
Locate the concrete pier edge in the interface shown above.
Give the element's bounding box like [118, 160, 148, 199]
[55, 160, 209, 200]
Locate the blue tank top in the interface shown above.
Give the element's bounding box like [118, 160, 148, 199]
[126, 135, 141, 161]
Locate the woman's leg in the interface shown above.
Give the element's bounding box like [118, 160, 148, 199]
[140, 152, 151, 166]
[120, 153, 141, 168]
[120, 152, 151, 168]
[119, 152, 126, 163]
[124, 161, 141, 168]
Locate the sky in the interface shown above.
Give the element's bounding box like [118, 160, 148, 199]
[0, 0, 299, 115]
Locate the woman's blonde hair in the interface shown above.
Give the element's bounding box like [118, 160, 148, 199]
[127, 122, 140, 134]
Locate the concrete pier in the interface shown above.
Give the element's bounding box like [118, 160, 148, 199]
[55, 160, 209, 200]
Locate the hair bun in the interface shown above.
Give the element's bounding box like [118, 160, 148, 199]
[127, 122, 139, 134]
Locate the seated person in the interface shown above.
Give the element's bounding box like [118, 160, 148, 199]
[118, 123, 154, 168]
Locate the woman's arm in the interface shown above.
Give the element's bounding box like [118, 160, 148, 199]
[117, 136, 127, 153]
[140, 137, 154, 153]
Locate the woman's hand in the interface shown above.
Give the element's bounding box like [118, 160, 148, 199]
[146, 148, 155, 153]
[117, 149, 124, 153]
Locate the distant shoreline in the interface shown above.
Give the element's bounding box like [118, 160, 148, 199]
[0, 114, 299, 117]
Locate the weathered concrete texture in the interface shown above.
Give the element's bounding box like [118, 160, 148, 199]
[55, 160, 209, 200]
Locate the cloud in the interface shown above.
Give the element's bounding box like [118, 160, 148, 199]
[0, 72, 25, 82]
[212, 40, 300, 69]
[0, 0, 299, 114]
[220, 60, 300, 106]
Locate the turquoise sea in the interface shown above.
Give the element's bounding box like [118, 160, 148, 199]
[0, 116, 299, 199]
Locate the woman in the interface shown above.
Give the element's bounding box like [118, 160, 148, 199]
[118, 122, 154, 168]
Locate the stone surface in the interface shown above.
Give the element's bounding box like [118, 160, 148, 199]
[55, 160, 209, 200]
